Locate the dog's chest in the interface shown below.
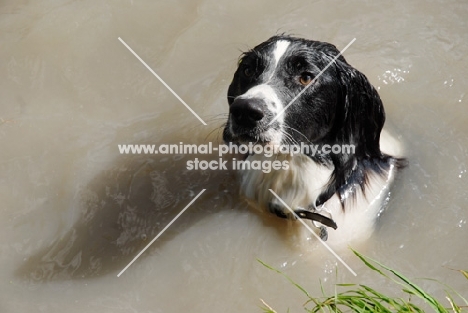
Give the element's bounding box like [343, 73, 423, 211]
[238, 154, 333, 212]
[237, 153, 398, 245]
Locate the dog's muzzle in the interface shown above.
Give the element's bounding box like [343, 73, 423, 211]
[229, 98, 266, 129]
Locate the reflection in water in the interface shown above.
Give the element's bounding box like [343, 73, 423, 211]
[18, 141, 236, 280]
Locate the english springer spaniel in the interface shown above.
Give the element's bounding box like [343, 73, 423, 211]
[223, 35, 405, 244]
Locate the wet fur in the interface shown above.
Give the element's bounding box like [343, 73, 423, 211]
[223, 35, 405, 243]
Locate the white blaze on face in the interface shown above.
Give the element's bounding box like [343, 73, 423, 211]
[230, 40, 291, 145]
[268, 40, 290, 80]
[273, 40, 290, 68]
[233, 40, 291, 144]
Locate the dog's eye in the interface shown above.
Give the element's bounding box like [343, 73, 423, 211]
[243, 66, 254, 77]
[299, 72, 314, 86]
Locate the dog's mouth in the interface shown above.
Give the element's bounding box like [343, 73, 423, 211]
[231, 128, 268, 143]
[224, 122, 282, 146]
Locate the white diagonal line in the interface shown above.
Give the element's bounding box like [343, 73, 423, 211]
[118, 37, 207, 126]
[117, 189, 206, 277]
[268, 189, 357, 276]
[268, 38, 356, 126]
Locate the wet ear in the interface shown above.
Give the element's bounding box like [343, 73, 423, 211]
[334, 59, 385, 158]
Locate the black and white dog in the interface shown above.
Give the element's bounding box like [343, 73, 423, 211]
[223, 35, 405, 244]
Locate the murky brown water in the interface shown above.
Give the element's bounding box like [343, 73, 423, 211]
[1, 0, 467, 312]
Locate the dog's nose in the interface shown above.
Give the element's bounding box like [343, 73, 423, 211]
[230, 98, 265, 127]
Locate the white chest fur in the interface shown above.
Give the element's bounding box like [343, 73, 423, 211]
[238, 150, 398, 245]
[239, 153, 332, 212]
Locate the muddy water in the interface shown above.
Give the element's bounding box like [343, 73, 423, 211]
[1, 0, 467, 312]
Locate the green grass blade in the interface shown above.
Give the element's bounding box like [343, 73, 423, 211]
[351, 249, 448, 312]
[445, 293, 461, 313]
[461, 270, 468, 280]
[259, 250, 467, 313]
[352, 250, 388, 278]
[257, 259, 310, 298]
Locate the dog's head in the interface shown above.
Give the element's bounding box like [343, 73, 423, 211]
[223, 35, 385, 160]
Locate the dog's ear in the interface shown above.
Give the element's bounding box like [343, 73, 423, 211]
[314, 58, 387, 207]
[331, 58, 385, 159]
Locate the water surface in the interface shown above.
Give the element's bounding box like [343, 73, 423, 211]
[1, 0, 467, 312]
